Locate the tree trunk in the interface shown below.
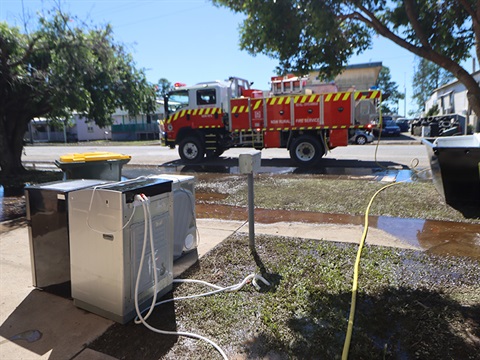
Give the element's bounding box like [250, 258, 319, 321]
[468, 93, 480, 133]
[456, 71, 480, 132]
[0, 116, 28, 175]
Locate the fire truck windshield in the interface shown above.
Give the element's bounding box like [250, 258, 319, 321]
[167, 90, 189, 112]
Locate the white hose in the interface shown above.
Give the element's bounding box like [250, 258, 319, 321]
[132, 194, 270, 360]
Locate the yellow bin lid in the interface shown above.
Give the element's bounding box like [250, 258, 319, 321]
[59, 151, 131, 163]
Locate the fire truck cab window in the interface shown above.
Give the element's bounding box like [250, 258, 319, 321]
[197, 89, 216, 105]
[168, 89, 189, 111]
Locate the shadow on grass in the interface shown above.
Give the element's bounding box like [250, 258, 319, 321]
[241, 287, 480, 359]
[88, 293, 179, 360]
[85, 234, 479, 359]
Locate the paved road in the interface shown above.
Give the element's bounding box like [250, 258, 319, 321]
[22, 142, 429, 168]
[22, 141, 430, 170]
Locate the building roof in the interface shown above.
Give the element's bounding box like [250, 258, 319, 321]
[432, 69, 480, 93]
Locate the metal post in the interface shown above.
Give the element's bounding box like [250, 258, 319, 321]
[238, 150, 261, 255]
[63, 120, 67, 144]
[247, 172, 255, 253]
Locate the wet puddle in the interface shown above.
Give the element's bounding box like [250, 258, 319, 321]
[133, 164, 431, 183]
[2, 166, 478, 260]
[195, 203, 480, 260]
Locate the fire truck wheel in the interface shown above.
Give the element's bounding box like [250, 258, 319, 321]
[179, 136, 205, 163]
[289, 135, 324, 167]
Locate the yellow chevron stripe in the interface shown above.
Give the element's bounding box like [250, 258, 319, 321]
[285, 97, 291, 104]
[253, 100, 262, 110]
[342, 93, 350, 101]
[325, 94, 333, 102]
[334, 93, 342, 101]
[309, 95, 317, 102]
[278, 97, 284, 105]
[232, 106, 238, 113]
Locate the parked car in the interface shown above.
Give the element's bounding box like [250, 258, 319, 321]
[395, 118, 411, 132]
[349, 130, 375, 145]
[372, 120, 401, 137]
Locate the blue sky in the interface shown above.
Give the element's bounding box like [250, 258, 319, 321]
[1, 0, 476, 116]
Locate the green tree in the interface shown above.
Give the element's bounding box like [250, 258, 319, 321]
[0, 11, 156, 175]
[412, 57, 453, 114]
[426, 104, 440, 116]
[376, 66, 405, 114]
[156, 78, 172, 97]
[212, 0, 480, 130]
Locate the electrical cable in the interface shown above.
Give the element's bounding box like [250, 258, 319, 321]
[85, 176, 147, 234]
[373, 99, 386, 170]
[133, 193, 269, 360]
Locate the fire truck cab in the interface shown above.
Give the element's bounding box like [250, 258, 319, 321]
[163, 76, 380, 167]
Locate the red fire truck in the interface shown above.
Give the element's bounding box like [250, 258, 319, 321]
[163, 76, 381, 166]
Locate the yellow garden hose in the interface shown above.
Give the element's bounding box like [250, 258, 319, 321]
[341, 181, 401, 360]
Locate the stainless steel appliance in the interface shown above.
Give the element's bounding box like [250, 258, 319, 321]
[148, 175, 197, 259]
[68, 178, 173, 323]
[25, 179, 108, 296]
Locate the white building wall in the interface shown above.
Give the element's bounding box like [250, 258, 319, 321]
[74, 115, 111, 141]
[424, 71, 479, 129]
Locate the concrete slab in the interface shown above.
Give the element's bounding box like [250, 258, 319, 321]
[0, 227, 113, 360]
[236, 221, 420, 250]
[196, 219, 246, 256]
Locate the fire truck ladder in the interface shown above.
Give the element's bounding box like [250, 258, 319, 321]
[205, 133, 221, 153]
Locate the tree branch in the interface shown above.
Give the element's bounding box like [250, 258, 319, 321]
[457, 0, 478, 21]
[347, 4, 471, 82]
[403, 0, 432, 49]
[10, 34, 41, 68]
[454, 0, 480, 69]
